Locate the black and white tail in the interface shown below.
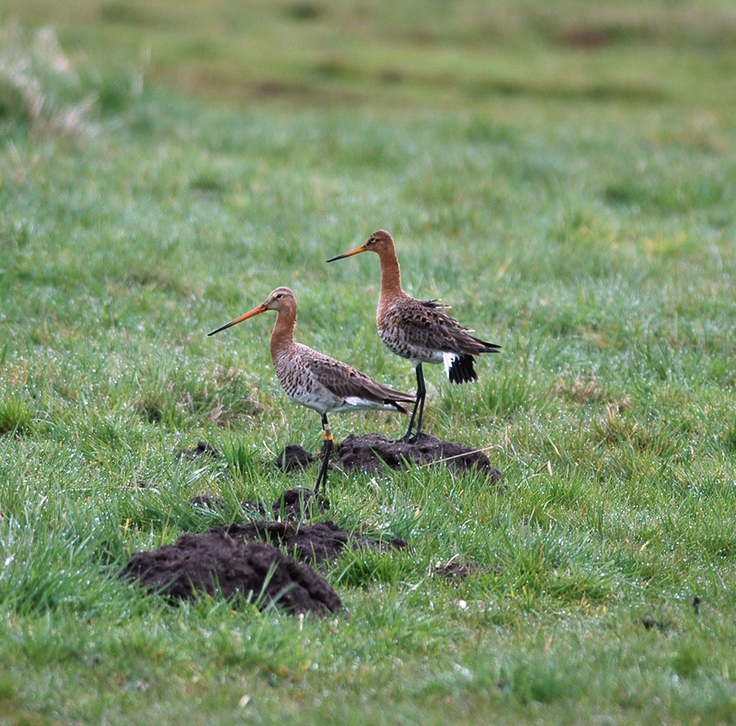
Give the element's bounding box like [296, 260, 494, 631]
[444, 352, 478, 384]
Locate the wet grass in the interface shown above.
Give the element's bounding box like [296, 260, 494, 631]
[2, 4, 736, 724]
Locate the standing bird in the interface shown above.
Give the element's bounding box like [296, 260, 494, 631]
[207, 287, 414, 494]
[327, 230, 501, 443]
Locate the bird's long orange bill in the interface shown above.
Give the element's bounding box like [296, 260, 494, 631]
[207, 303, 268, 336]
[326, 245, 367, 263]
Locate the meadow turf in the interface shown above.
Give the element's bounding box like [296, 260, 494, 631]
[2, 2, 736, 723]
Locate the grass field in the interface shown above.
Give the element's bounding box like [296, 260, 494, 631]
[2, 2, 736, 723]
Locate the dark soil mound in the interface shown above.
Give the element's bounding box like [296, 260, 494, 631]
[226, 520, 407, 566]
[121, 531, 342, 615]
[434, 561, 479, 581]
[185, 491, 403, 565]
[337, 433, 502, 482]
[274, 444, 314, 472]
[174, 440, 221, 460]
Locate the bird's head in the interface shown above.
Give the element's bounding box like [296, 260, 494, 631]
[327, 229, 395, 262]
[207, 287, 296, 336]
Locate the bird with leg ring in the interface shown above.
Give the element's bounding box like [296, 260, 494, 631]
[328, 230, 501, 443]
[208, 286, 414, 495]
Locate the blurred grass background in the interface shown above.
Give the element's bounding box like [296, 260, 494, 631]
[6, 0, 736, 111]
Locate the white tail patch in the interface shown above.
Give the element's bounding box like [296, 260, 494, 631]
[443, 352, 459, 379]
[344, 396, 387, 410]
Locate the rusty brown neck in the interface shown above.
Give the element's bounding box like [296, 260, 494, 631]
[376, 243, 406, 312]
[270, 305, 297, 361]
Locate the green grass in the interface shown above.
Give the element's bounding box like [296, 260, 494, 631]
[5, 0, 736, 112]
[2, 3, 736, 724]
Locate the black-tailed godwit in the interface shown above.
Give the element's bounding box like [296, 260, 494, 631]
[208, 286, 414, 493]
[327, 230, 500, 442]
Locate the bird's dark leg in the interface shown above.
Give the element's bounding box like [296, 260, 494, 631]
[402, 363, 426, 444]
[412, 364, 427, 442]
[314, 413, 332, 495]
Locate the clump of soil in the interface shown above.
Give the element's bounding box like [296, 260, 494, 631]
[274, 444, 314, 472]
[434, 560, 479, 581]
[638, 618, 669, 633]
[183, 487, 405, 576]
[121, 530, 342, 615]
[174, 440, 222, 460]
[337, 433, 502, 482]
[184, 497, 406, 566]
[174, 433, 502, 482]
[227, 520, 406, 566]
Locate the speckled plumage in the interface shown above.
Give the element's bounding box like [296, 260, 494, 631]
[208, 286, 413, 492]
[328, 230, 501, 441]
[377, 298, 498, 380]
[271, 339, 414, 416]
